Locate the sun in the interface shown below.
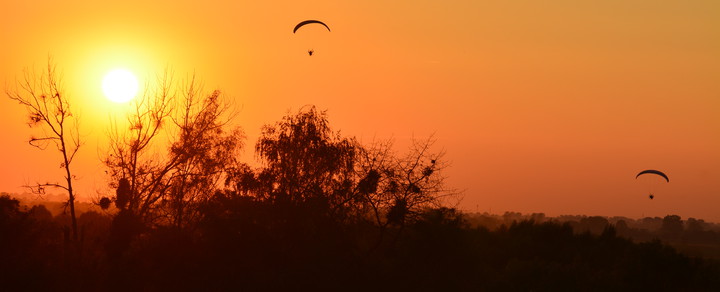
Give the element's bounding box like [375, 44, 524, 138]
[102, 69, 139, 103]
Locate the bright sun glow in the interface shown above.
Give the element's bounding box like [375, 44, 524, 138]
[102, 69, 139, 103]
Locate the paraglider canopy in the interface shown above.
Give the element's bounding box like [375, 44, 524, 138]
[293, 20, 331, 33]
[635, 170, 669, 182]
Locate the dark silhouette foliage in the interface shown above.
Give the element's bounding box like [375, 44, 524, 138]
[102, 74, 244, 229]
[3, 105, 720, 290]
[6, 60, 82, 244]
[4, 195, 720, 290]
[0, 195, 63, 290]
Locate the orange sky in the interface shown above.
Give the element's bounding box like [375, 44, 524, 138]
[1, 0, 719, 221]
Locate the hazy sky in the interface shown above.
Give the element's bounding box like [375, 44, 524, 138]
[1, 0, 718, 221]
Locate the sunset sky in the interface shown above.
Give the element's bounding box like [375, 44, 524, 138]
[1, 1, 718, 221]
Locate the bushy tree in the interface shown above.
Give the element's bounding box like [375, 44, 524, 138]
[224, 106, 457, 256]
[231, 107, 455, 224]
[248, 106, 356, 216]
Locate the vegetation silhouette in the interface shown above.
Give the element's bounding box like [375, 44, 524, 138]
[2, 67, 720, 290]
[5, 59, 83, 263]
[102, 73, 242, 228]
[4, 192, 720, 290]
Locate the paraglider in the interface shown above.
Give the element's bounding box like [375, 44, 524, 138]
[293, 20, 331, 56]
[635, 169, 669, 199]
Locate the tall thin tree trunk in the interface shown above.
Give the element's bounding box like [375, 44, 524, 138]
[61, 137, 78, 242]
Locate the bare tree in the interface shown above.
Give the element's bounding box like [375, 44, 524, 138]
[353, 135, 459, 250]
[164, 78, 244, 228]
[103, 71, 175, 224]
[103, 73, 243, 228]
[383, 136, 455, 224]
[355, 136, 457, 224]
[5, 60, 82, 242]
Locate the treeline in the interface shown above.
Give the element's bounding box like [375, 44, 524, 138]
[468, 212, 720, 260]
[3, 195, 720, 291]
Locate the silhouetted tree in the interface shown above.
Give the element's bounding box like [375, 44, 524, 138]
[243, 106, 357, 218]
[0, 195, 22, 225]
[661, 214, 684, 239]
[233, 107, 456, 227]
[5, 59, 82, 243]
[579, 216, 610, 235]
[103, 74, 243, 228]
[686, 217, 707, 234]
[615, 219, 629, 235]
[164, 82, 244, 228]
[0, 195, 63, 290]
[103, 72, 175, 224]
[28, 204, 53, 222]
[352, 136, 458, 252]
[227, 107, 458, 256]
